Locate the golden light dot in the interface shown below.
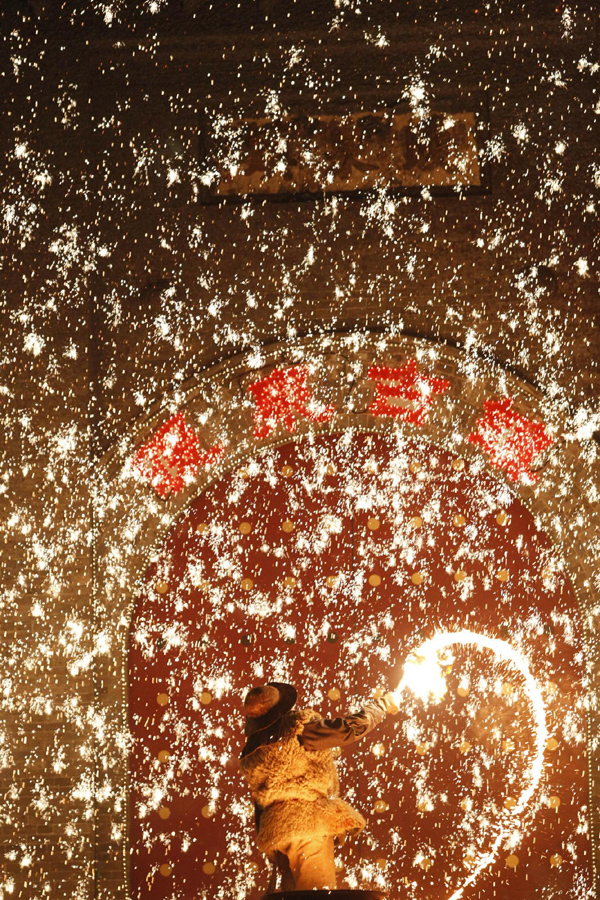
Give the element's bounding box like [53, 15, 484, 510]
[200, 691, 212, 705]
[546, 681, 558, 695]
[368, 574, 381, 587]
[410, 515, 423, 528]
[548, 795, 561, 810]
[496, 511, 509, 526]
[410, 461, 422, 473]
[417, 799, 430, 812]
[418, 857, 432, 871]
[155, 581, 169, 594]
[459, 740, 471, 754]
[541, 566, 553, 580]
[283, 576, 296, 588]
[156, 693, 169, 707]
[454, 569, 467, 582]
[203, 862, 216, 875]
[416, 743, 428, 756]
[501, 683, 514, 696]
[504, 797, 517, 810]
[546, 737, 559, 751]
[460, 798, 470, 811]
[282, 519, 295, 533]
[158, 806, 171, 820]
[497, 569, 509, 582]
[196, 522, 209, 534]
[453, 514, 466, 527]
[198, 579, 210, 591]
[238, 468, 249, 479]
[505, 854, 519, 869]
[327, 687, 341, 701]
[157, 749, 171, 762]
[326, 575, 339, 588]
[372, 687, 385, 699]
[326, 463, 336, 476]
[452, 458, 465, 470]
[159, 864, 172, 877]
[372, 742, 386, 758]
[550, 854, 563, 868]
[411, 571, 424, 585]
[376, 859, 388, 871]
[457, 685, 469, 697]
[502, 739, 515, 753]
[367, 517, 380, 531]
[373, 799, 388, 813]
[239, 521, 252, 534]
[201, 805, 213, 819]
[241, 578, 254, 591]
[281, 465, 294, 477]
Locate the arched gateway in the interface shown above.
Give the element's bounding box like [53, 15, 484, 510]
[92, 334, 600, 900]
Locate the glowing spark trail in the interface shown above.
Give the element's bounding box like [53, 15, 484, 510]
[394, 630, 548, 900]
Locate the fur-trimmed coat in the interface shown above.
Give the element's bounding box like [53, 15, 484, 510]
[240, 708, 366, 857]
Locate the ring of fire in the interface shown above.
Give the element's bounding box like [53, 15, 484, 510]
[398, 630, 548, 899]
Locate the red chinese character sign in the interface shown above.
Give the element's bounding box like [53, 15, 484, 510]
[132, 412, 224, 499]
[247, 365, 335, 438]
[468, 398, 554, 484]
[130, 364, 556, 498]
[368, 360, 450, 426]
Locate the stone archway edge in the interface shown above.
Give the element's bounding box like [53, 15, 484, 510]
[91, 332, 600, 898]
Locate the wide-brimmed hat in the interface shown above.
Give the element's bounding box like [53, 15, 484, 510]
[243, 682, 297, 736]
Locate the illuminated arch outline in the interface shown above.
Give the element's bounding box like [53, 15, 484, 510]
[91, 332, 600, 897]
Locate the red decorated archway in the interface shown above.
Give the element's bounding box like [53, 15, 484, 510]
[128, 432, 592, 900]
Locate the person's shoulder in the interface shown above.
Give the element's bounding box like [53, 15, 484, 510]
[297, 707, 322, 725]
[283, 708, 322, 734]
[277, 709, 311, 736]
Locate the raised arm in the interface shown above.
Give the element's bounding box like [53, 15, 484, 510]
[299, 693, 400, 752]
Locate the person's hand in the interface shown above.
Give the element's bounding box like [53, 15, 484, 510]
[382, 691, 400, 714]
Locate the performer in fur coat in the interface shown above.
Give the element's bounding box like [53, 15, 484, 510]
[239, 682, 400, 893]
